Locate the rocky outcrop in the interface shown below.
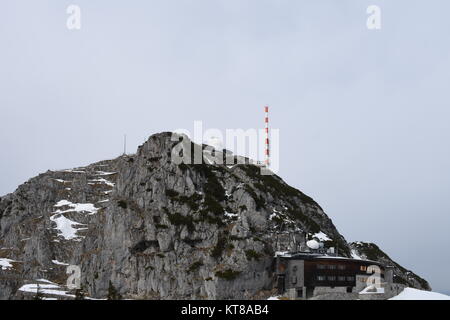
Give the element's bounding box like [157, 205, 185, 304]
[0, 132, 429, 299]
[350, 242, 431, 291]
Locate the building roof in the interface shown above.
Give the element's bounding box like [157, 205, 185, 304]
[275, 251, 384, 267]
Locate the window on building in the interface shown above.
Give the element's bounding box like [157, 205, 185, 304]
[328, 265, 337, 270]
[338, 276, 346, 282]
[328, 276, 336, 281]
[347, 276, 355, 282]
[338, 265, 346, 270]
[317, 264, 326, 270]
[317, 275, 326, 281]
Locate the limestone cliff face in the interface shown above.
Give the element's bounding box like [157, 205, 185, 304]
[0, 132, 428, 299]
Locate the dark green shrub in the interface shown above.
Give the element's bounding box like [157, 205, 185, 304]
[130, 240, 159, 254]
[75, 287, 85, 300]
[107, 281, 122, 300]
[197, 211, 225, 226]
[245, 250, 263, 261]
[288, 209, 321, 234]
[117, 200, 127, 209]
[211, 236, 227, 259]
[244, 185, 265, 210]
[167, 212, 195, 233]
[203, 195, 224, 215]
[176, 193, 202, 211]
[188, 260, 204, 273]
[215, 269, 241, 281]
[189, 164, 226, 201]
[165, 189, 179, 198]
[183, 238, 203, 246]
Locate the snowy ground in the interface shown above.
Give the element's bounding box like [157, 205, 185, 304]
[18, 280, 75, 298]
[390, 288, 450, 300]
[267, 287, 450, 300]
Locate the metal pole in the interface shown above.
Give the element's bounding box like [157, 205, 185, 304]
[265, 106, 270, 167]
[123, 134, 127, 155]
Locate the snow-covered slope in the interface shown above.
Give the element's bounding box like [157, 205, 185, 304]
[390, 288, 450, 300]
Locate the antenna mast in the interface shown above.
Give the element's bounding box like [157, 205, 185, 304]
[123, 134, 127, 155]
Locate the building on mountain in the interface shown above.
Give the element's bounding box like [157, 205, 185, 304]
[274, 251, 401, 300]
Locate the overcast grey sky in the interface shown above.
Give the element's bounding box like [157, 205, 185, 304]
[1, 0, 449, 294]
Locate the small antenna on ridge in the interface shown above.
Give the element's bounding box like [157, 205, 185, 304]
[123, 134, 127, 155]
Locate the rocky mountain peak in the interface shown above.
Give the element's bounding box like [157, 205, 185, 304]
[0, 132, 430, 299]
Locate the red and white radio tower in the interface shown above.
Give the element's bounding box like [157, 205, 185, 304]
[264, 106, 270, 167]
